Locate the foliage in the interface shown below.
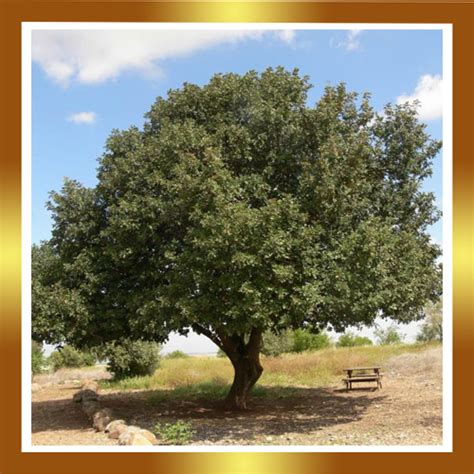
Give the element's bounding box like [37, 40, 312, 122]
[337, 332, 373, 347]
[261, 330, 294, 356]
[292, 329, 331, 352]
[32, 67, 442, 405]
[154, 421, 195, 445]
[48, 345, 96, 371]
[32, 340, 45, 375]
[417, 300, 442, 342]
[104, 339, 161, 379]
[165, 350, 190, 359]
[375, 324, 404, 345]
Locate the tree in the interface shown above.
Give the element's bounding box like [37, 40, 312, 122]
[292, 329, 331, 352]
[417, 299, 443, 342]
[34, 68, 442, 409]
[337, 332, 373, 347]
[375, 324, 404, 345]
[261, 329, 294, 356]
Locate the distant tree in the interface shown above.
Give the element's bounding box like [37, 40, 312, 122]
[417, 300, 442, 342]
[261, 329, 294, 357]
[33, 68, 442, 409]
[292, 329, 331, 352]
[48, 345, 96, 371]
[375, 324, 404, 345]
[337, 332, 373, 347]
[165, 350, 190, 359]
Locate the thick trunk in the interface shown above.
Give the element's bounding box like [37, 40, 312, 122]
[224, 353, 263, 410]
[192, 324, 264, 410]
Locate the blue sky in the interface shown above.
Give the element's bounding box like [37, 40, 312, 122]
[31, 27, 444, 349]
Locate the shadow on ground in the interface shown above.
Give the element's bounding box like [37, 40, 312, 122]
[32, 385, 386, 443]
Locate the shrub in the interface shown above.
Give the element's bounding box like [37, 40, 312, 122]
[32, 340, 45, 375]
[261, 330, 294, 357]
[292, 329, 331, 352]
[337, 332, 373, 347]
[375, 324, 403, 345]
[165, 350, 190, 359]
[417, 300, 442, 342]
[105, 339, 160, 379]
[154, 421, 195, 445]
[48, 345, 96, 371]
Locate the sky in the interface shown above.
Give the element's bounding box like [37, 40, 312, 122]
[31, 27, 444, 353]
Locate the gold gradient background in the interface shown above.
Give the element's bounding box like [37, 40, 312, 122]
[0, 2, 472, 473]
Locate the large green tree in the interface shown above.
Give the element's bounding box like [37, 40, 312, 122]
[33, 68, 442, 409]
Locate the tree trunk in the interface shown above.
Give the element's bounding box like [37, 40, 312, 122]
[223, 328, 263, 410]
[224, 353, 263, 410]
[191, 324, 264, 410]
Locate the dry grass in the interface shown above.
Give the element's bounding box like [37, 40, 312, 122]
[100, 343, 437, 393]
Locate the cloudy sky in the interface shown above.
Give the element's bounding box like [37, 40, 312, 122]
[31, 27, 444, 351]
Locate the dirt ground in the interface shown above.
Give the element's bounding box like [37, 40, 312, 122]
[31, 347, 443, 446]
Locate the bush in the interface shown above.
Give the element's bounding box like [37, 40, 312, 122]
[32, 340, 45, 375]
[337, 332, 373, 347]
[165, 350, 190, 359]
[375, 324, 403, 345]
[154, 421, 195, 445]
[417, 300, 442, 342]
[261, 330, 294, 357]
[48, 345, 96, 371]
[292, 329, 331, 353]
[105, 339, 160, 379]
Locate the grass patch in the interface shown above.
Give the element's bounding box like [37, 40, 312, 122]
[100, 343, 439, 395]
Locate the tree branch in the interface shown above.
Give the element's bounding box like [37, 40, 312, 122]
[192, 323, 224, 350]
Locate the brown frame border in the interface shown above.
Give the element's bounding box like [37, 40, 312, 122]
[1, 2, 473, 473]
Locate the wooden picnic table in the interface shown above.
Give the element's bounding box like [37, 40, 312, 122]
[342, 366, 383, 390]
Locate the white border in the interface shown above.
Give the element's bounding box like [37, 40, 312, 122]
[22, 22, 453, 453]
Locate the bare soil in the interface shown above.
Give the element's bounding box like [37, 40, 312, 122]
[31, 347, 442, 446]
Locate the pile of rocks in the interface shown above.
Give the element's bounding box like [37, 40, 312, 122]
[73, 380, 159, 446]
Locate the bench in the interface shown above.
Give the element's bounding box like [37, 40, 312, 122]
[342, 367, 383, 390]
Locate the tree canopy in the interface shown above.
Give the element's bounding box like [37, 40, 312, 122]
[33, 67, 442, 409]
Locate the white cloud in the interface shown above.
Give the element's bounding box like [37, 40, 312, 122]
[275, 30, 295, 44]
[334, 29, 362, 52]
[32, 29, 294, 86]
[397, 74, 443, 121]
[67, 111, 96, 124]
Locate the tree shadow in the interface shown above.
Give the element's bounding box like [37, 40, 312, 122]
[32, 385, 387, 444]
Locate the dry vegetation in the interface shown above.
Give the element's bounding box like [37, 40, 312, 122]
[32, 343, 443, 446]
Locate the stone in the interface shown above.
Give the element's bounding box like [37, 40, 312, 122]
[82, 400, 101, 417]
[139, 429, 159, 445]
[118, 431, 153, 446]
[72, 391, 83, 403]
[105, 420, 127, 439]
[80, 389, 99, 402]
[93, 408, 114, 432]
[130, 433, 154, 446]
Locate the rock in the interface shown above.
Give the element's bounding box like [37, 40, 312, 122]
[72, 391, 83, 403]
[139, 429, 159, 445]
[82, 400, 101, 417]
[118, 431, 153, 446]
[31, 383, 41, 393]
[93, 408, 114, 431]
[130, 433, 154, 446]
[105, 420, 128, 439]
[80, 389, 99, 402]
